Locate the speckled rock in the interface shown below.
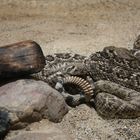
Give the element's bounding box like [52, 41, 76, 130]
[0, 79, 68, 131]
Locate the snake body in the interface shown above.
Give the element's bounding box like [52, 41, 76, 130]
[32, 35, 140, 118]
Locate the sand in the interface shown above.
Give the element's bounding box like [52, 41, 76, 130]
[0, 0, 140, 56]
[1, 0, 140, 139]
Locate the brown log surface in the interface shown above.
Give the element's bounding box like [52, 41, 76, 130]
[0, 40, 45, 77]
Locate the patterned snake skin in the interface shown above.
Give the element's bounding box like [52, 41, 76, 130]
[32, 53, 92, 106]
[32, 35, 140, 118]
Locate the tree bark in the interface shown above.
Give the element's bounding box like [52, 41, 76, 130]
[0, 40, 45, 77]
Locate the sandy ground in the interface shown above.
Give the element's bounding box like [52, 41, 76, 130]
[0, 0, 140, 56]
[1, 0, 140, 139]
[6, 105, 140, 140]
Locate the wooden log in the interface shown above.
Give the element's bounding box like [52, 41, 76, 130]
[0, 40, 46, 78]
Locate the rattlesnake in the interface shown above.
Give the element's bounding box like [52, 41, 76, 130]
[32, 35, 140, 118]
[32, 53, 94, 106]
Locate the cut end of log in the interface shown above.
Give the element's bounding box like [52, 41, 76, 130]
[0, 40, 46, 78]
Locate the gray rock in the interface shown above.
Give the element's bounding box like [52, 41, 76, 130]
[0, 79, 68, 130]
[0, 109, 10, 139]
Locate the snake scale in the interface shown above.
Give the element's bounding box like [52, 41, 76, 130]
[32, 35, 140, 119]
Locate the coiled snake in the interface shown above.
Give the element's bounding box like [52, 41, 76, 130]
[32, 35, 140, 119]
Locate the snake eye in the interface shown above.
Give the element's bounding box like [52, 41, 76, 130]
[66, 66, 75, 73]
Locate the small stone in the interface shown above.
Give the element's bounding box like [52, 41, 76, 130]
[133, 35, 140, 50]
